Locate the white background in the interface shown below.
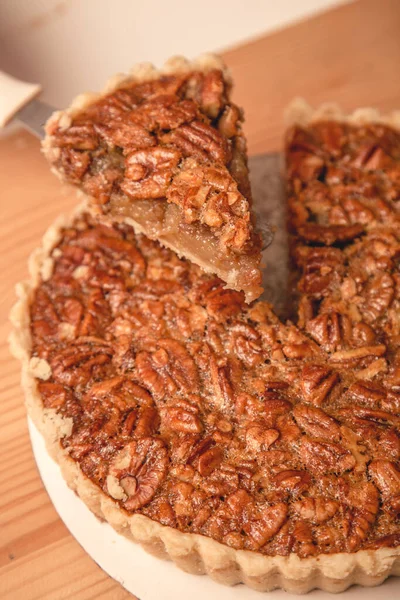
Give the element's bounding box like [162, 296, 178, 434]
[0, 0, 347, 106]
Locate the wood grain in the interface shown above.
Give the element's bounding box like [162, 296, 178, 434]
[1, 0, 400, 597]
[225, 0, 400, 155]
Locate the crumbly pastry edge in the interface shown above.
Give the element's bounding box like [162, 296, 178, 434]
[285, 97, 400, 130]
[8, 205, 400, 594]
[41, 53, 231, 164]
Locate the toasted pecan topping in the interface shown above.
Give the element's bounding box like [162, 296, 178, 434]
[45, 68, 260, 255]
[31, 119, 400, 557]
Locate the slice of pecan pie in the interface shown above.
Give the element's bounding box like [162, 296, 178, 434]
[42, 55, 263, 302]
[10, 104, 400, 593]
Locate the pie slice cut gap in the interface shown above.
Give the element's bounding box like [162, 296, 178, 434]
[42, 55, 263, 303]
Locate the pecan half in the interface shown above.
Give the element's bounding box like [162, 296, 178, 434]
[272, 470, 311, 496]
[306, 312, 352, 352]
[368, 460, 400, 515]
[108, 437, 169, 510]
[293, 404, 341, 441]
[121, 147, 181, 199]
[161, 120, 229, 164]
[129, 96, 198, 131]
[300, 438, 356, 475]
[95, 119, 154, 151]
[243, 502, 288, 549]
[298, 223, 364, 245]
[345, 482, 380, 550]
[300, 365, 339, 406]
[50, 341, 113, 387]
[162, 405, 203, 434]
[293, 497, 339, 524]
[136, 339, 198, 400]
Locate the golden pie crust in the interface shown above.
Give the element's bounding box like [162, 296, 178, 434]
[42, 55, 263, 303]
[9, 223, 399, 593]
[10, 102, 400, 593]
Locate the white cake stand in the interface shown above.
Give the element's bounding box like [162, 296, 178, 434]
[28, 418, 399, 600]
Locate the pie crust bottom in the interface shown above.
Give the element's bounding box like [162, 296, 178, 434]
[9, 203, 400, 594]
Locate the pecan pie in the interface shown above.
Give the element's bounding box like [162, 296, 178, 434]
[42, 55, 263, 302]
[10, 104, 400, 593]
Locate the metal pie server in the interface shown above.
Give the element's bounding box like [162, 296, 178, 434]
[0, 70, 54, 137]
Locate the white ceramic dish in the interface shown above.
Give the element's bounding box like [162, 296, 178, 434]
[28, 418, 400, 599]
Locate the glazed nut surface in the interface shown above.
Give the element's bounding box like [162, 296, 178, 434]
[44, 66, 259, 255]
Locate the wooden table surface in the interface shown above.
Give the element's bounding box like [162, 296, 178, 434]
[1, 0, 400, 597]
